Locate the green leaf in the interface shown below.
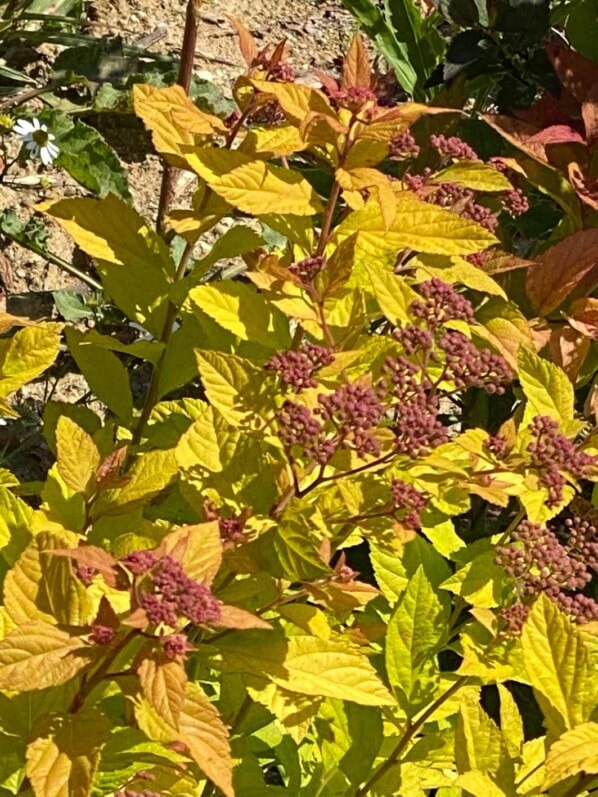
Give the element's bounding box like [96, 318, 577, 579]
[339, 0, 420, 97]
[65, 328, 133, 422]
[318, 700, 383, 788]
[521, 594, 595, 735]
[385, 566, 446, 715]
[54, 118, 131, 199]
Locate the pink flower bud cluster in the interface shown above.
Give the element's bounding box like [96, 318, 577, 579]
[335, 564, 358, 583]
[330, 85, 377, 112]
[204, 501, 247, 543]
[404, 168, 431, 192]
[484, 433, 507, 458]
[162, 633, 193, 661]
[120, 550, 157, 575]
[289, 254, 325, 284]
[527, 416, 595, 507]
[316, 383, 384, 458]
[503, 188, 529, 217]
[138, 555, 221, 628]
[75, 565, 97, 586]
[253, 47, 295, 82]
[89, 624, 116, 646]
[496, 517, 598, 625]
[116, 791, 161, 797]
[276, 382, 384, 462]
[466, 252, 489, 268]
[411, 278, 475, 329]
[439, 330, 513, 394]
[499, 603, 530, 634]
[389, 131, 420, 158]
[391, 478, 427, 528]
[393, 324, 433, 355]
[565, 515, 598, 571]
[461, 200, 498, 232]
[266, 344, 334, 391]
[426, 182, 473, 208]
[430, 134, 479, 161]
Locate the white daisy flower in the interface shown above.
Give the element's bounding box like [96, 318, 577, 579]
[13, 117, 59, 166]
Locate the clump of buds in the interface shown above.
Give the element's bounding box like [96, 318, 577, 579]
[266, 343, 334, 391]
[289, 254, 325, 284]
[122, 554, 221, 628]
[430, 134, 479, 161]
[75, 565, 97, 586]
[466, 252, 489, 268]
[484, 433, 508, 458]
[496, 514, 598, 626]
[162, 633, 193, 661]
[503, 188, 529, 217]
[439, 330, 513, 394]
[389, 130, 420, 159]
[527, 416, 594, 507]
[391, 478, 427, 528]
[89, 624, 116, 646]
[411, 278, 475, 329]
[329, 85, 378, 112]
[315, 383, 384, 458]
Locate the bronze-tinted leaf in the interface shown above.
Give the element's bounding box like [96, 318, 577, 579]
[526, 229, 598, 314]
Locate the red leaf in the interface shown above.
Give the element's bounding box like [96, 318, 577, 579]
[526, 229, 598, 314]
[528, 125, 585, 145]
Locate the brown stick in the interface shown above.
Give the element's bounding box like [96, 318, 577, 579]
[155, 0, 201, 234]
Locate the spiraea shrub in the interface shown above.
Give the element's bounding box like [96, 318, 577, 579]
[0, 24, 597, 797]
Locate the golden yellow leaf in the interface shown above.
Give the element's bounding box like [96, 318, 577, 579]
[241, 124, 307, 157]
[521, 594, 595, 735]
[39, 196, 173, 335]
[435, 160, 512, 191]
[155, 522, 222, 586]
[186, 147, 323, 216]
[0, 323, 62, 401]
[250, 79, 335, 126]
[542, 723, 598, 789]
[138, 653, 188, 730]
[133, 84, 226, 168]
[26, 709, 110, 797]
[135, 682, 234, 797]
[0, 622, 90, 691]
[332, 194, 497, 258]
[55, 417, 100, 496]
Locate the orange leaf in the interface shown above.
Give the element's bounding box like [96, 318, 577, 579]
[342, 33, 371, 89]
[216, 604, 272, 630]
[227, 15, 258, 66]
[549, 324, 591, 381]
[568, 298, 598, 340]
[526, 229, 598, 314]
